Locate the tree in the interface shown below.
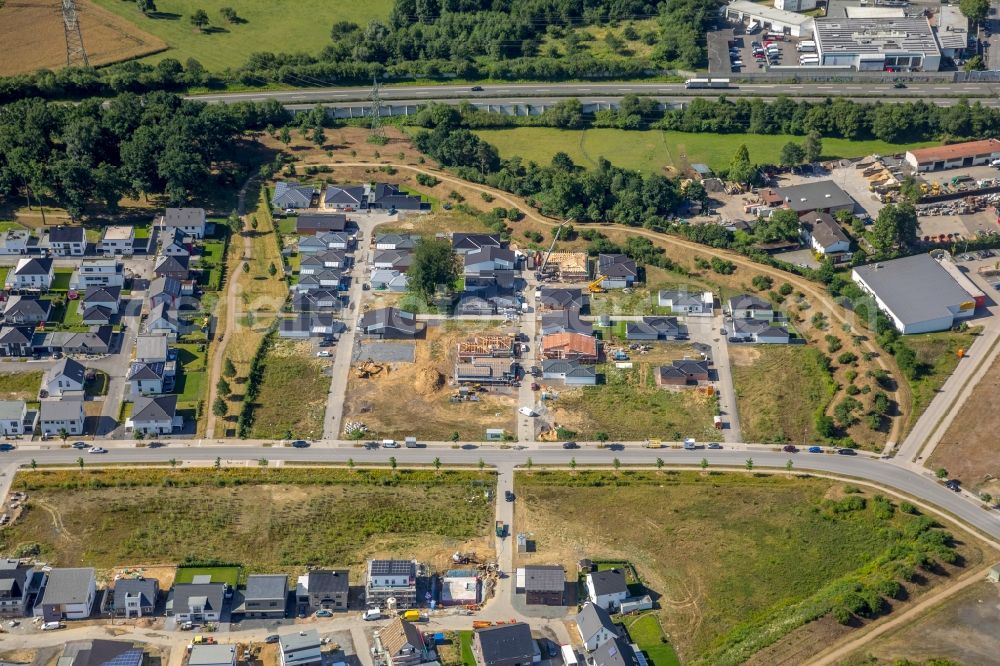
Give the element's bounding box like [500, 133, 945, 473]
[700, 457, 708, 471]
[268, 262, 277, 277]
[745, 458, 754, 471]
[728, 144, 756, 187]
[136, 0, 157, 16]
[803, 131, 823, 163]
[779, 141, 805, 168]
[570, 457, 577, 471]
[786, 459, 794, 473]
[30, 458, 37, 470]
[251, 218, 258, 231]
[77, 456, 84, 470]
[408, 237, 458, 303]
[389, 456, 397, 471]
[242, 262, 249, 273]
[58, 428, 68, 443]
[433, 457, 441, 471]
[964, 55, 986, 72]
[217, 377, 231, 398]
[935, 467, 949, 479]
[526, 457, 533, 470]
[311, 125, 326, 148]
[348, 458, 355, 470]
[595, 431, 609, 442]
[220, 6, 239, 23]
[278, 126, 292, 146]
[223, 358, 237, 377]
[212, 397, 228, 417]
[190, 9, 209, 31]
[613, 457, 621, 470]
[169, 458, 178, 468]
[478, 458, 485, 472]
[258, 457, 268, 467]
[960, 0, 989, 24]
[656, 457, 664, 471]
[214, 456, 221, 470]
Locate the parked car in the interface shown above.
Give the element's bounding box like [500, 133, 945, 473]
[315, 609, 333, 617]
[807, 446, 823, 453]
[837, 448, 857, 456]
[505, 490, 515, 502]
[265, 635, 280, 644]
[88, 446, 107, 454]
[518, 406, 537, 417]
[72, 441, 88, 449]
[707, 442, 723, 449]
[782, 445, 798, 453]
[382, 439, 400, 448]
[945, 479, 961, 492]
[316, 350, 331, 357]
[291, 440, 309, 448]
[562, 441, 579, 449]
[530, 382, 539, 391]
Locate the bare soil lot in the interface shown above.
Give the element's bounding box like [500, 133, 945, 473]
[0, 0, 167, 76]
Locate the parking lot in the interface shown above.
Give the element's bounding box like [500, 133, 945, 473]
[727, 31, 807, 73]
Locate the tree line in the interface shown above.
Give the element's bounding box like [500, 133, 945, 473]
[0, 93, 289, 218]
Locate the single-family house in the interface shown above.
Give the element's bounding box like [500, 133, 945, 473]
[655, 359, 711, 386]
[135, 333, 170, 364]
[39, 398, 85, 436]
[465, 269, 517, 292]
[272, 181, 318, 210]
[587, 636, 643, 666]
[373, 249, 414, 272]
[278, 315, 343, 339]
[81, 286, 121, 316]
[452, 233, 502, 255]
[145, 302, 180, 337]
[318, 231, 353, 251]
[625, 317, 682, 341]
[3, 296, 50, 325]
[148, 276, 182, 309]
[188, 645, 236, 666]
[158, 208, 206, 239]
[279, 629, 322, 666]
[586, 569, 628, 611]
[658, 289, 714, 315]
[455, 357, 519, 385]
[7, 257, 53, 291]
[62, 639, 148, 666]
[541, 359, 597, 385]
[43, 226, 86, 256]
[522, 565, 565, 606]
[727, 294, 774, 320]
[295, 569, 349, 613]
[597, 254, 638, 289]
[464, 246, 517, 275]
[79, 305, 111, 326]
[167, 582, 225, 622]
[576, 602, 618, 652]
[112, 578, 158, 618]
[323, 182, 425, 212]
[290, 290, 343, 313]
[0, 326, 35, 357]
[33, 567, 96, 620]
[70, 259, 124, 290]
[33, 326, 113, 356]
[381, 616, 429, 666]
[0, 400, 36, 436]
[99, 226, 135, 256]
[366, 559, 417, 609]
[238, 574, 287, 618]
[370, 269, 409, 292]
[0, 559, 36, 617]
[45, 357, 87, 397]
[456, 288, 518, 316]
[159, 228, 190, 257]
[300, 250, 348, 274]
[359, 308, 421, 339]
[539, 288, 588, 312]
[730, 318, 790, 344]
[127, 394, 178, 434]
[374, 234, 419, 251]
[799, 212, 851, 256]
[296, 214, 348, 236]
[154, 254, 190, 280]
[127, 361, 169, 396]
[473, 623, 537, 666]
[0, 229, 30, 255]
[541, 332, 599, 362]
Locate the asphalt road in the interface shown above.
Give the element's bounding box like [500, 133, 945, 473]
[4, 444, 998, 541]
[189, 82, 995, 105]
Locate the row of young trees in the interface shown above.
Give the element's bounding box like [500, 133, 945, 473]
[0, 93, 290, 217]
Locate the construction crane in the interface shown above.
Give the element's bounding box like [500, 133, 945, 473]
[588, 275, 607, 294]
[538, 218, 572, 277]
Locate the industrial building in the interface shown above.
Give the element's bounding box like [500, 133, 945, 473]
[723, 1, 815, 38]
[773, 181, 856, 215]
[813, 17, 941, 71]
[905, 139, 1000, 172]
[852, 254, 981, 334]
[774, 0, 816, 12]
[934, 5, 970, 59]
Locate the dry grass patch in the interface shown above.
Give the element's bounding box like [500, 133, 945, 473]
[249, 339, 328, 440]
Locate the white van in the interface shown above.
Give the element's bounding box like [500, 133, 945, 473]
[797, 43, 816, 53]
[42, 621, 64, 631]
[362, 608, 382, 621]
[382, 439, 399, 448]
[799, 56, 819, 65]
[518, 406, 537, 417]
[683, 438, 698, 450]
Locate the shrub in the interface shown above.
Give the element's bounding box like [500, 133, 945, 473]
[751, 275, 773, 291]
[837, 351, 858, 365]
[416, 173, 439, 187]
[825, 335, 843, 353]
[779, 282, 793, 296]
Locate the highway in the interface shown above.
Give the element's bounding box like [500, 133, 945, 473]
[189, 81, 997, 105]
[4, 443, 999, 542]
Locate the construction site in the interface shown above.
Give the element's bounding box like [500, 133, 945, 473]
[343, 324, 517, 441]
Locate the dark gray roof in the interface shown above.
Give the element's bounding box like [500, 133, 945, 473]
[4, 296, 49, 320]
[272, 181, 316, 207]
[47, 226, 85, 244]
[131, 394, 177, 422]
[162, 208, 205, 228]
[0, 559, 31, 598]
[598, 254, 638, 279]
[155, 255, 189, 275]
[51, 357, 86, 385]
[774, 180, 855, 213]
[81, 306, 112, 324]
[244, 574, 287, 601]
[280, 629, 321, 654]
[374, 233, 419, 249]
[0, 325, 34, 345]
[475, 623, 535, 666]
[541, 359, 596, 379]
[576, 602, 617, 641]
[540, 309, 592, 336]
[453, 233, 502, 252]
[799, 212, 850, 248]
[127, 361, 164, 381]
[588, 569, 627, 597]
[171, 583, 225, 613]
[297, 214, 347, 233]
[69, 639, 144, 666]
[588, 636, 641, 666]
[465, 246, 516, 267]
[359, 308, 418, 336]
[113, 578, 157, 610]
[38, 567, 94, 605]
[728, 293, 771, 311]
[82, 286, 121, 305]
[523, 565, 564, 593]
[852, 254, 974, 328]
[14, 257, 52, 276]
[149, 276, 181, 299]
[306, 569, 349, 596]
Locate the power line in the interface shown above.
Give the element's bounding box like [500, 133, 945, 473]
[62, 0, 89, 68]
[368, 76, 386, 144]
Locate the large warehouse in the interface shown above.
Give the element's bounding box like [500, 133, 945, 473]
[852, 254, 979, 334]
[813, 16, 941, 71]
[905, 139, 1000, 172]
[723, 1, 815, 38]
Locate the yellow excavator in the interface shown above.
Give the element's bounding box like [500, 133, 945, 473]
[588, 275, 607, 294]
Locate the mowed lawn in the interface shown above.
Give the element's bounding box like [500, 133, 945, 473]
[90, 0, 393, 71]
[730, 346, 836, 444]
[474, 128, 936, 173]
[4, 468, 495, 573]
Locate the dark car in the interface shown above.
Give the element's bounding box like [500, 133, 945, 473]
[807, 446, 823, 453]
[562, 441, 579, 449]
[893, 81, 907, 88]
[505, 490, 515, 502]
[471, 85, 484, 92]
[782, 445, 798, 453]
[72, 441, 88, 449]
[265, 634, 280, 644]
[291, 440, 310, 448]
[707, 442, 723, 449]
[837, 448, 857, 456]
[945, 479, 961, 492]
[0, 443, 14, 452]
[148, 441, 165, 448]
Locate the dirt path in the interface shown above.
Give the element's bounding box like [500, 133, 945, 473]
[204, 177, 257, 437]
[314, 162, 910, 444]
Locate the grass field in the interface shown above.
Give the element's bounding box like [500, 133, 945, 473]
[515, 471, 983, 666]
[546, 363, 717, 441]
[249, 339, 328, 440]
[0, 0, 167, 76]
[626, 614, 681, 666]
[174, 565, 240, 587]
[90, 0, 394, 71]
[474, 128, 936, 174]
[0, 373, 42, 401]
[173, 343, 207, 408]
[730, 346, 836, 444]
[902, 327, 980, 434]
[3, 468, 495, 574]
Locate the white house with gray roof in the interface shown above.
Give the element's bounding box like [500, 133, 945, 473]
[279, 629, 322, 666]
[541, 359, 597, 385]
[71, 259, 124, 290]
[3, 296, 50, 325]
[658, 289, 714, 315]
[237, 574, 288, 618]
[33, 567, 96, 620]
[167, 582, 225, 623]
[575, 602, 618, 652]
[0, 400, 36, 435]
[7, 257, 53, 291]
[189, 645, 236, 666]
[135, 333, 170, 364]
[158, 208, 206, 239]
[586, 569, 628, 611]
[39, 398, 85, 436]
[272, 181, 318, 210]
[127, 395, 179, 434]
[45, 357, 87, 397]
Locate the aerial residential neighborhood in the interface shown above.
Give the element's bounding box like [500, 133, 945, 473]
[2, 0, 1000, 663]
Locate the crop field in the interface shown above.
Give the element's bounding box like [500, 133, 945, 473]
[0, 0, 167, 76]
[90, 0, 393, 71]
[3, 468, 496, 575]
[514, 471, 986, 666]
[474, 128, 935, 174]
[730, 346, 836, 444]
[249, 339, 329, 440]
[543, 363, 718, 441]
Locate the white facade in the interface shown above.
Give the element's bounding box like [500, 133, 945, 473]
[99, 226, 135, 255]
[585, 574, 628, 611]
[70, 260, 124, 289]
[0, 401, 29, 435]
[775, 0, 816, 11]
[7, 259, 53, 291]
[724, 1, 814, 38]
[658, 291, 714, 315]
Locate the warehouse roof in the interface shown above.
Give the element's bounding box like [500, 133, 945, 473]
[726, 1, 814, 27]
[814, 16, 940, 56]
[906, 139, 1000, 165]
[774, 181, 855, 213]
[852, 254, 975, 327]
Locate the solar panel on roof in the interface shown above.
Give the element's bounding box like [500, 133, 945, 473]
[102, 649, 144, 666]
